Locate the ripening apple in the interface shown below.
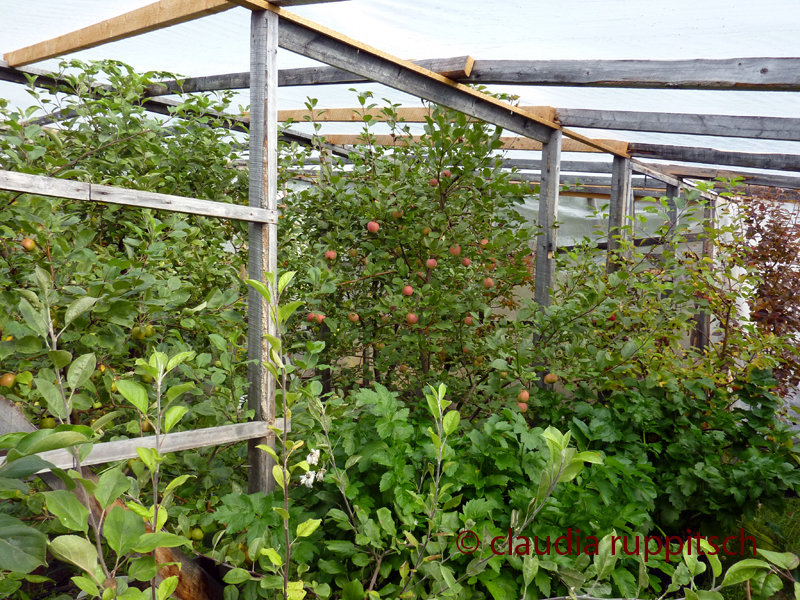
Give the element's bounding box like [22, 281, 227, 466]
[517, 402, 528, 412]
[402, 285, 414, 296]
[314, 314, 325, 324]
[480, 238, 489, 246]
[348, 312, 359, 323]
[464, 316, 473, 326]
[429, 178, 439, 187]
[462, 258, 471, 267]
[307, 312, 317, 322]
[422, 227, 432, 235]
[348, 248, 358, 257]
[518, 390, 530, 402]
[367, 221, 380, 233]
[325, 250, 337, 261]
[483, 277, 495, 289]
[449, 245, 461, 256]
[441, 169, 451, 178]
[426, 258, 437, 269]
[544, 373, 558, 385]
[609, 314, 617, 322]
[20, 238, 36, 252]
[406, 313, 418, 325]
[0, 373, 16, 388]
[392, 210, 404, 219]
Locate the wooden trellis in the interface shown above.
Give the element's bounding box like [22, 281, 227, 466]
[2, 0, 799, 491]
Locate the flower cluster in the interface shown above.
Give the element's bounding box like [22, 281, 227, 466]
[299, 450, 324, 488]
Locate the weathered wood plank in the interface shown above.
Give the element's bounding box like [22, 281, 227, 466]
[504, 159, 612, 172]
[465, 58, 800, 91]
[3, 0, 348, 67]
[145, 56, 475, 95]
[0, 420, 286, 473]
[534, 130, 562, 308]
[557, 108, 800, 142]
[0, 170, 279, 223]
[270, 104, 554, 123]
[607, 157, 633, 272]
[321, 134, 627, 153]
[628, 143, 800, 172]
[560, 232, 700, 252]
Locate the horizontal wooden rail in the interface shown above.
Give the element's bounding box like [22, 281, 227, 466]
[0, 170, 279, 223]
[628, 143, 800, 173]
[560, 233, 701, 252]
[0, 420, 286, 473]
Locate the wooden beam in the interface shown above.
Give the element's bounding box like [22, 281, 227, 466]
[534, 130, 562, 308]
[0, 170, 278, 223]
[628, 143, 800, 173]
[268, 104, 556, 123]
[0, 421, 285, 473]
[465, 58, 800, 92]
[246, 9, 279, 495]
[607, 156, 633, 272]
[321, 134, 628, 153]
[3, 0, 347, 67]
[560, 232, 700, 252]
[557, 108, 800, 143]
[145, 56, 476, 95]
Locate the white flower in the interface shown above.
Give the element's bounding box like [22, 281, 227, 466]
[307, 449, 321, 466]
[300, 471, 316, 488]
[316, 469, 325, 482]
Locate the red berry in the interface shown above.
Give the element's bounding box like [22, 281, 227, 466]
[406, 313, 418, 325]
[367, 221, 380, 233]
[402, 285, 414, 296]
[449, 245, 461, 256]
[462, 258, 471, 267]
[426, 258, 437, 269]
[483, 277, 494, 289]
[464, 316, 473, 326]
[609, 314, 616, 322]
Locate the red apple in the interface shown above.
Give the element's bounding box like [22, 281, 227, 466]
[21, 238, 36, 252]
[307, 313, 317, 322]
[429, 178, 439, 187]
[449, 245, 461, 256]
[517, 402, 528, 412]
[518, 390, 530, 402]
[544, 373, 558, 385]
[406, 313, 418, 325]
[402, 285, 414, 296]
[325, 250, 337, 261]
[348, 312, 359, 323]
[483, 277, 495, 289]
[462, 258, 471, 267]
[480, 238, 489, 246]
[464, 316, 473, 326]
[609, 314, 616, 322]
[367, 221, 380, 233]
[314, 314, 325, 324]
[441, 169, 452, 178]
[426, 258, 437, 269]
[392, 210, 404, 219]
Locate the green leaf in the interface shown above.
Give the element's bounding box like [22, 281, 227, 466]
[278, 271, 296, 295]
[48, 535, 97, 576]
[116, 380, 149, 414]
[48, 350, 73, 369]
[164, 405, 188, 433]
[67, 353, 96, 391]
[158, 576, 179, 600]
[94, 467, 131, 511]
[136, 447, 157, 471]
[19, 297, 47, 338]
[223, 568, 251, 585]
[612, 567, 637, 598]
[104, 506, 145, 556]
[721, 559, 770, 587]
[71, 576, 100, 598]
[296, 518, 322, 538]
[0, 514, 48, 573]
[127, 555, 158, 582]
[443, 410, 460, 436]
[278, 300, 304, 324]
[166, 351, 195, 372]
[272, 465, 285, 490]
[756, 548, 800, 570]
[43, 490, 90, 533]
[575, 451, 603, 464]
[34, 266, 52, 294]
[594, 532, 619, 579]
[5, 430, 88, 462]
[34, 377, 67, 420]
[132, 532, 191, 553]
[523, 555, 539, 587]
[165, 474, 194, 493]
[166, 382, 194, 404]
[246, 279, 272, 303]
[376, 507, 397, 537]
[65, 297, 97, 327]
[261, 548, 283, 567]
[621, 340, 638, 360]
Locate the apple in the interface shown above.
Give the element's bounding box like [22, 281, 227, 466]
[21, 238, 36, 252]
[92, 402, 102, 409]
[314, 314, 325, 324]
[464, 316, 473, 326]
[367, 221, 380, 233]
[449, 245, 461, 256]
[0, 373, 16, 387]
[422, 227, 432, 235]
[483, 277, 495, 289]
[307, 312, 317, 322]
[517, 402, 528, 412]
[325, 250, 337, 261]
[131, 326, 145, 340]
[487, 258, 497, 271]
[406, 313, 418, 325]
[544, 373, 558, 385]
[609, 314, 616, 322]
[375, 342, 386, 351]
[429, 178, 439, 187]
[402, 285, 414, 296]
[518, 390, 530, 402]
[348, 248, 358, 257]
[392, 210, 404, 219]
[480, 238, 489, 246]
[462, 258, 471, 267]
[441, 169, 452, 178]
[426, 258, 437, 269]
[348, 312, 359, 322]
[144, 325, 156, 337]
[40, 417, 56, 429]
[500, 371, 508, 379]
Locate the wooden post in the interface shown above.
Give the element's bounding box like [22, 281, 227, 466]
[692, 198, 716, 351]
[665, 182, 680, 230]
[606, 156, 632, 273]
[247, 9, 279, 495]
[533, 129, 562, 308]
